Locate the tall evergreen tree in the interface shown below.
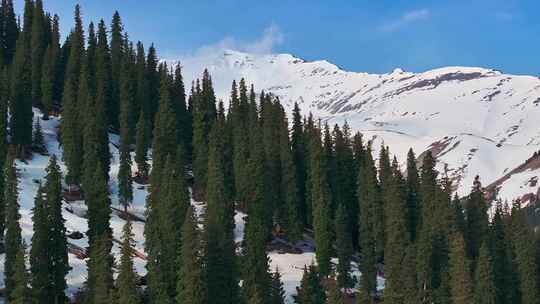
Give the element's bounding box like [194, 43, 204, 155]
[30, 185, 50, 303]
[176, 206, 206, 304]
[294, 264, 326, 304]
[134, 110, 149, 180]
[3, 157, 24, 301]
[61, 4, 84, 185]
[0, 69, 6, 239]
[310, 128, 333, 277]
[116, 220, 141, 304]
[1, 0, 18, 65]
[448, 234, 473, 304]
[474, 243, 497, 304]
[41, 14, 60, 118]
[110, 11, 124, 129]
[10, 33, 33, 156]
[405, 148, 420, 241]
[31, 0, 46, 106]
[334, 203, 353, 289]
[290, 102, 307, 225]
[270, 269, 286, 304]
[10, 244, 31, 303]
[204, 122, 240, 304]
[464, 175, 489, 264]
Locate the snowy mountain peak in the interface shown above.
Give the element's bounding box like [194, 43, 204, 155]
[179, 50, 540, 204]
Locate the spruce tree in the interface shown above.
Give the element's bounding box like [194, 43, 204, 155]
[41, 14, 60, 118]
[32, 116, 46, 153]
[204, 122, 240, 304]
[474, 243, 496, 304]
[116, 220, 141, 304]
[334, 203, 353, 289]
[61, 4, 84, 185]
[294, 263, 326, 304]
[110, 11, 124, 130]
[464, 175, 489, 264]
[310, 128, 332, 277]
[448, 234, 473, 304]
[291, 103, 307, 225]
[134, 110, 149, 180]
[31, 0, 46, 106]
[1, 0, 18, 65]
[0, 69, 6, 239]
[46, 155, 68, 303]
[30, 185, 50, 303]
[383, 157, 410, 304]
[10, 244, 31, 303]
[357, 143, 378, 295]
[10, 34, 33, 157]
[3, 157, 23, 301]
[405, 148, 420, 241]
[87, 234, 114, 304]
[176, 206, 206, 304]
[270, 269, 286, 304]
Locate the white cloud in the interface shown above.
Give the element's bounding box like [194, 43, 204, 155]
[379, 9, 430, 32]
[192, 24, 284, 57]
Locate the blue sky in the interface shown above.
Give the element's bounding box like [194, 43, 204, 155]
[15, 0, 540, 75]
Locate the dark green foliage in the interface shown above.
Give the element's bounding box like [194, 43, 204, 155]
[310, 128, 332, 277]
[10, 244, 31, 304]
[0, 70, 5, 238]
[1, 0, 18, 65]
[61, 4, 84, 185]
[110, 11, 124, 130]
[192, 70, 216, 198]
[32, 116, 46, 153]
[41, 14, 60, 117]
[294, 264, 326, 304]
[270, 269, 286, 304]
[464, 175, 489, 263]
[204, 122, 240, 304]
[474, 243, 496, 304]
[3, 157, 26, 302]
[291, 102, 308, 226]
[334, 203, 353, 289]
[30, 185, 50, 303]
[176, 206, 206, 304]
[10, 34, 33, 156]
[357, 143, 378, 294]
[87, 234, 114, 304]
[31, 0, 46, 106]
[134, 110, 149, 179]
[402, 245, 419, 304]
[449, 234, 473, 304]
[405, 148, 420, 241]
[116, 220, 141, 304]
[327, 280, 344, 304]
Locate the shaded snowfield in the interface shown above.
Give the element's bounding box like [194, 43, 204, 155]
[0, 109, 383, 303]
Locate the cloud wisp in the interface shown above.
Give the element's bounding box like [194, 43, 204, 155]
[379, 9, 430, 32]
[195, 24, 284, 57]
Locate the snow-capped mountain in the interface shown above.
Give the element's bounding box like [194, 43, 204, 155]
[178, 50, 540, 205]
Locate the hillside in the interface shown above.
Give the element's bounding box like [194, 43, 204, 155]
[180, 50, 540, 204]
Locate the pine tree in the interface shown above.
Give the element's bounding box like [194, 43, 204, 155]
[10, 34, 33, 157]
[0, 69, 6, 239]
[464, 175, 489, 264]
[243, 122, 273, 301]
[383, 157, 410, 304]
[87, 234, 114, 304]
[31, 0, 46, 106]
[334, 203, 353, 289]
[10, 244, 31, 303]
[116, 220, 141, 304]
[30, 185, 50, 303]
[402, 245, 419, 304]
[134, 110, 149, 180]
[448, 234, 473, 304]
[270, 269, 286, 304]
[405, 148, 420, 241]
[110, 11, 124, 130]
[474, 243, 496, 304]
[176, 206, 206, 304]
[489, 201, 514, 304]
[294, 264, 326, 304]
[61, 4, 84, 185]
[311, 127, 333, 277]
[204, 122, 240, 304]
[145, 44, 159, 128]
[1, 0, 18, 65]
[291, 103, 307, 225]
[357, 143, 378, 295]
[3, 157, 24, 301]
[41, 14, 60, 118]
[118, 43, 136, 210]
[32, 116, 46, 153]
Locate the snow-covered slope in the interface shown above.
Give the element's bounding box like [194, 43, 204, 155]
[179, 50, 540, 204]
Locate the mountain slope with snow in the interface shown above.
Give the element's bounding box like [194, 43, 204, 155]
[180, 50, 540, 203]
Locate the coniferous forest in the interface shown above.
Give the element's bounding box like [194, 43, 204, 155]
[0, 1, 539, 304]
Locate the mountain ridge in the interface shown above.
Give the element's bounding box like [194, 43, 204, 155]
[177, 49, 540, 204]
